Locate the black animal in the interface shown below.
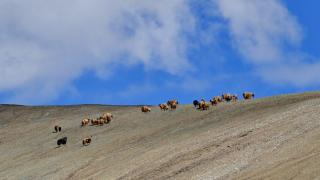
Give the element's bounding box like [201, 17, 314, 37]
[54, 125, 62, 133]
[57, 137, 67, 146]
[193, 100, 199, 108]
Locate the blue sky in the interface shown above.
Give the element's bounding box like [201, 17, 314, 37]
[0, 0, 319, 105]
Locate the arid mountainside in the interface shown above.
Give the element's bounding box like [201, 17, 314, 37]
[0, 92, 320, 179]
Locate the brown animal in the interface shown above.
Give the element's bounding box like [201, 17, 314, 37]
[141, 106, 151, 112]
[210, 99, 217, 105]
[54, 125, 62, 133]
[210, 99, 218, 105]
[200, 98, 206, 104]
[91, 119, 104, 126]
[222, 93, 238, 102]
[167, 100, 178, 106]
[170, 104, 177, 110]
[81, 118, 90, 126]
[159, 104, 169, 111]
[209, 97, 219, 105]
[217, 96, 223, 102]
[98, 119, 104, 125]
[167, 100, 179, 110]
[210, 96, 223, 105]
[198, 100, 210, 110]
[243, 92, 255, 100]
[91, 119, 97, 125]
[82, 136, 92, 146]
[101, 113, 113, 124]
[232, 94, 238, 101]
[222, 93, 233, 102]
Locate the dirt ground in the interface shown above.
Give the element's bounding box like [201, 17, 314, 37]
[0, 92, 320, 180]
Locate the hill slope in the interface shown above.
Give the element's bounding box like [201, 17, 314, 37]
[1, 92, 320, 179]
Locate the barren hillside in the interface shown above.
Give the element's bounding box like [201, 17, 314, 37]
[1, 92, 320, 180]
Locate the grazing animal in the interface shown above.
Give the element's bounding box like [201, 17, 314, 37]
[91, 119, 104, 126]
[200, 98, 206, 104]
[232, 94, 238, 102]
[82, 136, 92, 146]
[167, 100, 179, 110]
[54, 125, 62, 133]
[167, 100, 179, 106]
[222, 93, 238, 102]
[141, 106, 151, 112]
[91, 119, 97, 125]
[204, 102, 210, 110]
[101, 113, 113, 124]
[193, 100, 199, 108]
[243, 92, 255, 100]
[81, 118, 90, 126]
[96, 117, 106, 124]
[198, 101, 210, 110]
[222, 93, 233, 102]
[210, 99, 218, 106]
[210, 96, 223, 106]
[57, 137, 67, 146]
[170, 104, 177, 110]
[159, 104, 169, 111]
[215, 96, 223, 102]
[197, 99, 209, 110]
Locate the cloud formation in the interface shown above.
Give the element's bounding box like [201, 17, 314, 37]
[1, 0, 319, 103]
[216, 0, 302, 63]
[215, 0, 320, 86]
[0, 0, 195, 103]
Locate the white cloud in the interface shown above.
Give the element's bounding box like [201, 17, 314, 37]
[257, 59, 320, 87]
[214, 0, 320, 87]
[1, 0, 320, 104]
[0, 0, 195, 103]
[216, 0, 302, 63]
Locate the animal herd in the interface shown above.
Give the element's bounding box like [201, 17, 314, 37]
[141, 100, 179, 113]
[194, 92, 254, 110]
[54, 91, 254, 148]
[143, 92, 255, 112]
[54, 112, 114, 147]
